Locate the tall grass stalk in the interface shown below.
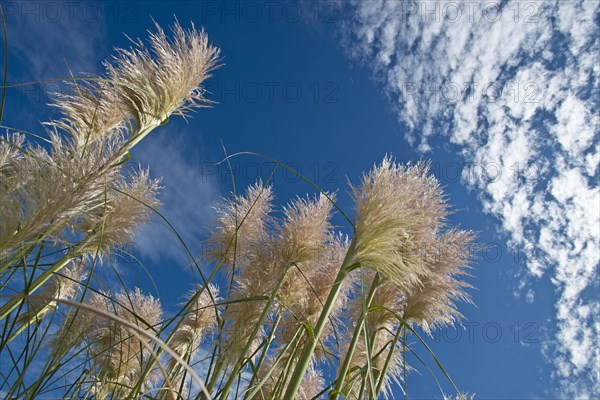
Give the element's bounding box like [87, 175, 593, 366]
[282, 242, 358, 398]
[330, 273, 381, 399]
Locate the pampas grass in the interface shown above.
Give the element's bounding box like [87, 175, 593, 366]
[0, 17, 476, 400]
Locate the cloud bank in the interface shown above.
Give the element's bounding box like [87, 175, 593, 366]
[340, 0, 599, 397]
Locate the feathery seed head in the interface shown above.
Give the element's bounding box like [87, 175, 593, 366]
[46, 20, 219, 148]
[0, 133, 123, 255]
[277, 192, 335, 265]
[80, 167, 161, 254]
[17, 261, 87, 326]
[298, 364, 325, 400]
[54, 288, 163, 398]
[164, 284, 220, 397]
[46, 80, 125, 147]
[220, 287, 269, 363]
[106, 21, 220, 133]
[170, 284, 220, 361]
[403, 229, 475, 331]
[351, 156, 448, 292]
[277, 233, 353, 359]
[0, 132, 25, 181]
[276, 193, 336, 312]
[207, 181, 274, 269]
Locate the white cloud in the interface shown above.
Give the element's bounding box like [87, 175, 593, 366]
[552, 94, 596, 158]
[133, 131, 221, 265]
[6, 0, 108, 80]
[5, 1, 109, 131]
[526, 289, 535, 303]
[340, 0, 599, 397]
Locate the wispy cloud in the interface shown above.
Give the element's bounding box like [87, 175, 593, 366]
[133, 131, 221, 266]
[339, 0, 599, 397]
[6, 0, 107, 79]
[4, 1, 109, 129]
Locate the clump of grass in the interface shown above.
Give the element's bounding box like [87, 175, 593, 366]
[0, 18, 219, 399]
[0, 16, 476, 400]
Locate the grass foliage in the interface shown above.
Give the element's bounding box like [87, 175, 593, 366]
[0, 15, 475, 400]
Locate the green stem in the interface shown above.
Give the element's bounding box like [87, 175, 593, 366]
[121, 124, 159, 155]
[282, 243, 358, 400]
[272, 332, 304, 399]
[219, 264, 291, 400]
[244, 325, 303, 400]
[205, 357, 225, 397]
[358, 370, 368, 399]
[5, 305, 53, 345]
[246, 309, 283, 391]
[1, 244, 33, 273]
[403, 325, 409, 400]
[330, 273, 381, 400]
[374, 324, 403, 398]
[0, 239, 88, 321]
[131, 259, 224, 398]
[1, 230, 56, 274]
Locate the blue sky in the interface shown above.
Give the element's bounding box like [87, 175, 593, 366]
[4, 1, 598, 399]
